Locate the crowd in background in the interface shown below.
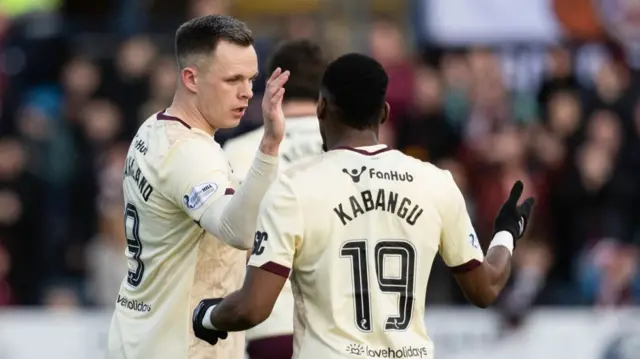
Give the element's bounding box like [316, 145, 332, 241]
[0, 1, 639, 324]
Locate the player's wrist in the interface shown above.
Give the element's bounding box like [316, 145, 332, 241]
[201, 305, 218, 330]
[488, 231, 514, 255]
[258, 139, 280, 157]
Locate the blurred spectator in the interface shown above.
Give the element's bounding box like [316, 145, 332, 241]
[188, 0, 229, 18]
[99, 36, 155, 138]
[396, 65, 458, 163]
[86, 144, 128, 307]
[0, 138, 44, 305]
[369, 16, 414, 124]
[538, 46, 579, 109]
[0, 242, 12, 306]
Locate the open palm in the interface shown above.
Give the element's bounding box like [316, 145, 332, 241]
[261, 67, 290, 145]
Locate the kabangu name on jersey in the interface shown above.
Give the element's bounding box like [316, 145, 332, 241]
[333, 188, 423, 226]
[124, 155, 154, 202]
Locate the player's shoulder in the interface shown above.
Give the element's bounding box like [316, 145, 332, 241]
[137, 111, 226, 166]
[280, 152, 326, 180]
[222, 126, 263, 153]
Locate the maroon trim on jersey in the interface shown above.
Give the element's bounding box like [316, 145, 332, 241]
[260, 261, 291, 278]
[157, 110, 191, 129]
[449, 259, 482, 273]
[225, 188, 235, 195]
[332, 145, 392, 156]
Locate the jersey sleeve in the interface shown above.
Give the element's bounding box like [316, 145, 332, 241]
[438, 170, 485, 273]
[158, 139, 233, 221]
[247, 175, 303, 278]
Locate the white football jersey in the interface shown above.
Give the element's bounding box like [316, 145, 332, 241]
[107, 111, 246, 359]
[248, 145, 484, 359]
[223, 116, 323, 341]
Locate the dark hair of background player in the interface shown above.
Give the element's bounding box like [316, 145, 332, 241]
[266, 39, 328, 103]
[319, 53, 389, 130]
[174, 14, 254, 69]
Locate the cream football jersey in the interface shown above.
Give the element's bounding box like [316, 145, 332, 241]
[247, 145, 484, 359]
[223, 116, 323, 341]
[107, 111, 246, 359]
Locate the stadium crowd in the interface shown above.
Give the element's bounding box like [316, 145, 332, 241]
[0, 1, 639, 323]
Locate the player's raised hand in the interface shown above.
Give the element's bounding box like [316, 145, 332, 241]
[493, 181, 535, 245]
[261, 67, 290, 149]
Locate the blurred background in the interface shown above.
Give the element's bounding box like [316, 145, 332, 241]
[0, 0, 640, 358]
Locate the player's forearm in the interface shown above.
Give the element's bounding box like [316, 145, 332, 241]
[481, 247, 512, 302]
[456, 231, 514, 308]
[202, 150, 279, 249]
[208, 291, 263, 331]
[475, 232, 514, 307]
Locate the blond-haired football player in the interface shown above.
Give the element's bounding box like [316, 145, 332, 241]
[193, 54, 534, 358]
[107, 15, 290, 359]
[223, 39, 328, 359]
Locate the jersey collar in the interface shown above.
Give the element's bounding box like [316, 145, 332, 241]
[333, 144, 392, 156]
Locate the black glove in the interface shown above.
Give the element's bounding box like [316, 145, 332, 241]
[192, 298, 228, 346]
[493, 181, 535, 243]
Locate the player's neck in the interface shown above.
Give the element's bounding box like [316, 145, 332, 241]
[327, 129, 380, 150]
[282, 101, 317, 119]
[167, 93, 216, 136]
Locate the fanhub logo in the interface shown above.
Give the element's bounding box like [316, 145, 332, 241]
[345, 344, 429, 358]
[343, 166, 367, 183]
[342, 166, 414, 183]
[368, 168, 413, 182]
[117, 295, 152, 313]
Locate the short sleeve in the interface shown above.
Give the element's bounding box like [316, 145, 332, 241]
[247, 175, 303, 278]
[438, 170, 484, 273]
[158, 139, 233, 221]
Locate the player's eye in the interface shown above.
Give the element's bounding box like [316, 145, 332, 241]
[225, 76, 242, 83]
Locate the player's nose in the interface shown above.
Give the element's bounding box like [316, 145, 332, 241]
[239, 81, 253, 100]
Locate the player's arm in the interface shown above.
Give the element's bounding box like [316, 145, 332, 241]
[221, 141, 254, 261]
[439, 174, 534, 308]
[160, 139, 279, 250]
[192, 175, 301, 337]
[197, 145, 279, 249]
[196, 68, 290, 248]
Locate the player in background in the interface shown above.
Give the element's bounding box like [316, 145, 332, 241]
[107, 15, 290, 359]
[192, 54, 534, 358]
[222, 39, 328, 359]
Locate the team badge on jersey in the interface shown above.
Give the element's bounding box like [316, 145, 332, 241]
[183, 182, 218, 209]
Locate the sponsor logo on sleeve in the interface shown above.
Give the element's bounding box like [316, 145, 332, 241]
[183, 182, 219, 210]
[252, 231, 268, 255]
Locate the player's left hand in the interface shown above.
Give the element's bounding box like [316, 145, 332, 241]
[192, 298, 228, 346]
[493, 181, 535, 246]
[261, 67, 290, 148]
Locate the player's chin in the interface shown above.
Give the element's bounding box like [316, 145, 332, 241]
[218, 113, 244, 129]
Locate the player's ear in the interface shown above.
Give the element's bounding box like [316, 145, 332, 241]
[380, 102, 390, 125]
[317, 96, 327, 120]
[181, 67, 198, 93]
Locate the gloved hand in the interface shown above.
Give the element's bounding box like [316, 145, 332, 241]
[493, 181, 535, 244]
[192, 298, 228, 345]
